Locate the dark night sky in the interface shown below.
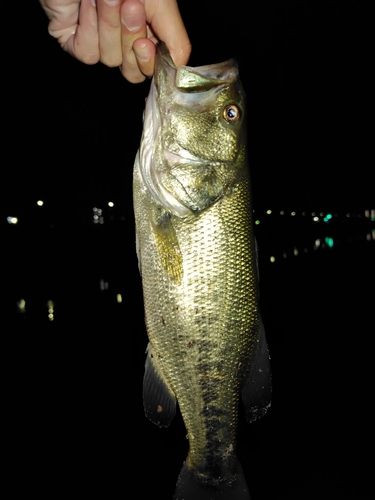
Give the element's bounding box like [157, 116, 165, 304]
[3, 1, 373, 214]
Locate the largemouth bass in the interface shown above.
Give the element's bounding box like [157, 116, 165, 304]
[133, 42, 272, 500]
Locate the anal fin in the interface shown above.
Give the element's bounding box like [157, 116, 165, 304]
[143, 344, 176, 427]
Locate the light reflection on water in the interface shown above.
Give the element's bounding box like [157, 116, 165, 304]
[3, 202, 374, 325]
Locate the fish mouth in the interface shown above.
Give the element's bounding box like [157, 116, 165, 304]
[157, 42, 239, 92]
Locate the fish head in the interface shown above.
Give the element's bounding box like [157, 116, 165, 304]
[139, 42, 247, 218]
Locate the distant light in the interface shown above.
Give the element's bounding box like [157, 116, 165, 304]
[291, 211, 296, 216]
[47, 300, 55, 322]
[266, 210, 272, 215]
[313, 216, 319, 222]
[314, 239, 321, 250]
[302, 212, 306, 216]
[311, 212, 316, 216]
[93, 207, 104, 224]
[325, 237, 334, 248]
[283, 252, 287, 259]
[255, 220, 260, 225]
[116, 294, 122, 303]
[108, 201, 114, 208]
[293, 247, 298, 256]
[319, 212, 324, 217]
[37, 200, 44, 207]
[17, 299, 26, 313]
[100, 279, 109, 291]
[7, 216, 18, 224]
[346, 213, 351, 218]
[280, 211, 285, 215]
[323, 213, 332, 223]
[270, 256, 275, 263]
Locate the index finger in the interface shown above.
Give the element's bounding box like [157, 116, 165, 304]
[144, 0, 191, 66]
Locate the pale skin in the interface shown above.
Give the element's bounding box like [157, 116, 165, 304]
[39, 0, 191, 83]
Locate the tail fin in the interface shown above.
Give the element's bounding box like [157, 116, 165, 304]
[173, 461, 251, 500]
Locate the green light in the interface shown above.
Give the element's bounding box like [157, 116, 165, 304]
[255, 220, 260, 225]
[323, 213, 332, 222]
[325, 237, 334, 248]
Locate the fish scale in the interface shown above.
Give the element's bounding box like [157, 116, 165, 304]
[133, 42, 271, 499]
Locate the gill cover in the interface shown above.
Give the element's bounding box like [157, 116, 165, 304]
[139, 42, 246, 218]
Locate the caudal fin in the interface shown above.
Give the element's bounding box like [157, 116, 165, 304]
[173, 461, 251, 500]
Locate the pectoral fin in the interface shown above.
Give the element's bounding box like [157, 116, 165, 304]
[152, 208, 183, 283]
[143, 344, 177, 428]
[241, 319, 272, 422]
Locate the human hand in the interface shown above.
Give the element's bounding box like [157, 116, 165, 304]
[39, 0, 191, 83]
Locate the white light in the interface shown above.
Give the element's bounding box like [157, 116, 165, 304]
[47, 300, 54, 321]
[37, 200, 44, 206]
[117, 294, 122, 303]
[108, 201, 114, 208]
[291, 211, 296, 216]
[17, 299, 26, 312]
[266, 210, 272, 215]
[270, 256, 275, 263]
[314, 239, 321, 249]
[280, 211, 285, 215]
[293, 247, 298, 256]
[7, 216, 18, 224]
[100, 279, 109, 291]
[313, 216, 319, 222]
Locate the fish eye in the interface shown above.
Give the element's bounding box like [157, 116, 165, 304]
[223, 104, 240, 124]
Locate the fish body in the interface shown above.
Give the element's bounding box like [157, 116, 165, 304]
[133, 43, 271, 499]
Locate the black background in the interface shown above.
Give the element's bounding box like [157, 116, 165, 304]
[3, 2, 374, 499]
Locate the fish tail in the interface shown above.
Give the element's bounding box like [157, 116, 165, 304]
[173, 461, 251, 500]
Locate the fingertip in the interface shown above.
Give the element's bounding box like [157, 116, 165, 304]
[133, 38, 156, 78]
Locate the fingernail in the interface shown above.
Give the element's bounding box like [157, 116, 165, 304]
[90, 0, 96, 6]
[122, 14, 145, 32]
[104, 0, 120, 5]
